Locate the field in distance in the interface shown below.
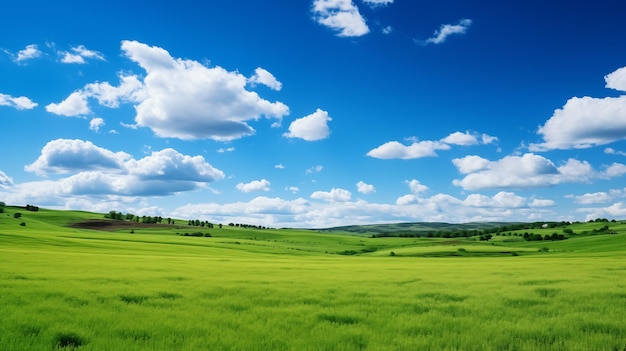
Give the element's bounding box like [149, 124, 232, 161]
[1, 205, 625, 350]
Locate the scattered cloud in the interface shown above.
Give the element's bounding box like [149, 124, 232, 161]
[362, 0, 393, 6]
[451, 153, 623, 191]
[248, 67, 282, 91]
[356, 181, 375, 194]
[89, 117, 105, 132]
[59, 45, 105, 64]
[419, 19, 473, 45]
[381, 26, 393, 35]
[311, 187, 352, 202]
[236, 179, 271, 193]
[217, 147, 235, 153]
[569, 192, 612, 205]
[284, 108, 332, 141]
[406, 179, 429, 194]
[530, 65, 626, 151]
[605, 147, 626, 156]
[275, 164, 285, 169]
[306, 165, 324, 174]
[286, 186, 300, 193]
[312, 0, 370, 37]
[12, 44, 42, 63]
[0, 93, 37, 110]
[45, 91, 90, 116]
[368, 131, 496, 160]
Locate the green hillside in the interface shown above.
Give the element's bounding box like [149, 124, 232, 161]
[1, 206, 626, 350]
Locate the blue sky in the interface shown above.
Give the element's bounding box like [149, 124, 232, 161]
[2, 0, 626, 228]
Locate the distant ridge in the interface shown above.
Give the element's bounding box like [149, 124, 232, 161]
[316, 222, 524, 236]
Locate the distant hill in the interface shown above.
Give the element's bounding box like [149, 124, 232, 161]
[317, 222, 526, 236]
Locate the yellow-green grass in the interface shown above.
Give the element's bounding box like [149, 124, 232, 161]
[1, 208, 626, 350]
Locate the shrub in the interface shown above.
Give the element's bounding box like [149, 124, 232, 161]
[20, 222, 26, 227]
[13, 212, 22, 219]
[390, 251, 396, 256]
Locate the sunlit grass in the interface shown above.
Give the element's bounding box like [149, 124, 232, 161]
[1, 207, 626, 350]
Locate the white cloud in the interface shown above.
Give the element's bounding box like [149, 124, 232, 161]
[306, 165, 324, 174]
[59, 45, 105, 64]
[236, 179, 271, 193]
[275, 164, 285, 169]
[366, 140, 450, 159]
[15, 44, 42, 63]
[406, 179, 428, 194]
[312, 0, 370, 37]
[578, 202, 626, 222]
[604, 147, 626, 156]
[382, 26, 393, 35]
[367, 130, 495, 160]
[311, 187, 352, 202]
[530, 199, 555, 207]
[421, 19, 473, 45]
[217, 147, 235, 153]
[452, 153, 599, 190]
[286, 186, 300, 193]
[356, 181, 375, 194]
[284, 108, 332, 141]
[441, 131, 478, 146]
[362, 0, 393, 6]
[530, 66, 626, 151]
[45, 91, 90, 116]
[25, 139, 129, 175]
[84, 74, 144, 108]
[604, 163, 626, 178]
[452, 155, 490, 174]
[571, 192, 612, 204]
[248, 67, 282, 91]
[19, 140, 224, 198]
[605, 66, 626, 91]
[463, 191, 525, 208]
[89, 117, 105, 132]
[120, 40, 289, 141]
[0, 170, 14, 187]
[0, 93, 38, 110]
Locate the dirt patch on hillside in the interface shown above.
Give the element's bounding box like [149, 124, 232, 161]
[68, 219, 175, 231]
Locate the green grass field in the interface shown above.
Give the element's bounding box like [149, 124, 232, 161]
[1, 206, 626, 350]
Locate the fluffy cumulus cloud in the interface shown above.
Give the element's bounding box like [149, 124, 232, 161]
[420, 19, 473, 45]
[367, 131, 496, 159]
[45, 91, 90, 116]
[122, 40, 289, 141]
[25, 139, 129, 175]
[60, 45, 105, 64]
[367, 140, 450, 159]
[0, 93, 37, 110]
[89, 117, 105, 132]
[236, 179, 271, 193]
[284, 108, 332, 141]
[20, 139, 224, 197]
[356, 181, 375, 194]
[46, 41, 288, 141]
[530, 66, 626, 151]
[248, 68, 282, 91]
[451, 153, 624, 190]
[311, 188, 352, 202]
[13, 44, 42, 63]
[312, 0, 370, 37]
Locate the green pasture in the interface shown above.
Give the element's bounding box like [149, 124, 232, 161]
[1, 207, 626, 350]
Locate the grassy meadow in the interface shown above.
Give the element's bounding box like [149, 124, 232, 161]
[1, 206, 626, 350]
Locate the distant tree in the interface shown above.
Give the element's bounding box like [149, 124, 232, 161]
[13, 212, 22, 219]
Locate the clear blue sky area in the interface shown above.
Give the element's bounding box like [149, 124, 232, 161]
[2, 0, 626, 227]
